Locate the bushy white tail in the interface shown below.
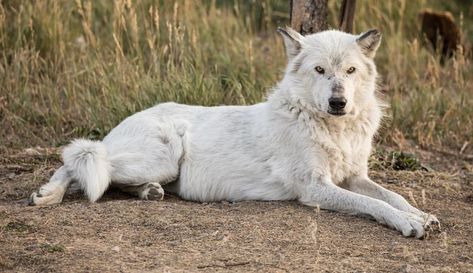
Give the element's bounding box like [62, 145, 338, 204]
[63, 139, 111, 202]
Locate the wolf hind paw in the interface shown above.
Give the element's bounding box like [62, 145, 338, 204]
[140, 183, 165, 201]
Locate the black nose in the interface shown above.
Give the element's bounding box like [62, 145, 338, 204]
[329, 97, 347, 110]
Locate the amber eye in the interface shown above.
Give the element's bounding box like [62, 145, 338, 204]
[315, 66, 325, 74]
[347, 67, 356, 74]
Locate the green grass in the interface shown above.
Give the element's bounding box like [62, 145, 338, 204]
[40, 243, 65, 253]
[5, 221, 35, 233]
[0, 0, 471, 152]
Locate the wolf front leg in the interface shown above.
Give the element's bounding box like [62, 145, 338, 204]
[298, 175, 428, 238]
[343, 175, 440, 229]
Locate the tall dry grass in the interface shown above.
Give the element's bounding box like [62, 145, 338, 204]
[0, 0, 471, 152]
[350, 0, 472, 151]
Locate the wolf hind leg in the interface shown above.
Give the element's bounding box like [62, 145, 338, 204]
[29, 166, 72, 206]
[110, 151, 180, 201]
[108, 119, 186, 201]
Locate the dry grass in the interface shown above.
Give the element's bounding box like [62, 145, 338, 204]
[0, 0, 472, 152]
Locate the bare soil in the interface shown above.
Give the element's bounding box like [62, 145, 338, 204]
[1, 147, 472, 273]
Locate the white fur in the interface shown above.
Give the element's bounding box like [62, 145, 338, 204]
[30, 28, 439, 238]
[62, 139, 110, 202]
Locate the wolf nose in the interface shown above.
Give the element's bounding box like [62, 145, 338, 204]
[329, 97, 347, 110]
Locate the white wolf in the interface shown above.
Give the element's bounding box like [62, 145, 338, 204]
[30, 27, 439, 238]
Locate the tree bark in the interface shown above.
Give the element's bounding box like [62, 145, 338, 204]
[290, 0, 328, 35]
[339, 0, 357, 33]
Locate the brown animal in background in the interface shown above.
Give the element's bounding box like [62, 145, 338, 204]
[419, 9, 462, 63]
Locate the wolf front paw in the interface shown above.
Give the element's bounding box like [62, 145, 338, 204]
[420, 213, 440, 231]
[408, 208, 440, 230]
[384, 210, 433, 239]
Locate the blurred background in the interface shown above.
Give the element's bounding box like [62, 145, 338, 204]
[0, 0, 471, 153]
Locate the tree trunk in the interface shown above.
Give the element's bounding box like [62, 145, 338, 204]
[290, 0, 328, 35]
[339, 0, 357, 33]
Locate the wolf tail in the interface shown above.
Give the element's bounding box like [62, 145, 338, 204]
[62, 139, 111, 202]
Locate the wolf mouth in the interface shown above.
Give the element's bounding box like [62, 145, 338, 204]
[328, 110, 347, 116]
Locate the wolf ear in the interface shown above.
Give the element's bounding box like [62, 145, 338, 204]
[356, 29, 382, 58]
[278, 26, 304, 60]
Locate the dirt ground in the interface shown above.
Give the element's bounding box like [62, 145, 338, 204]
[1, 147, 472, 273]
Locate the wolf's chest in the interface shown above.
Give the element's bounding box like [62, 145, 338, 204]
[321, 129, 371, 184]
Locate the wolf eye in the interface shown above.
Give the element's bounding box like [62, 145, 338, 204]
[315, 66, 325, 74]
[347, 67, 356, 74]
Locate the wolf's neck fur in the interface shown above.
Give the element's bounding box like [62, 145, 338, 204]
[267, 85, 382, 141]
[267, 86, 382, 181]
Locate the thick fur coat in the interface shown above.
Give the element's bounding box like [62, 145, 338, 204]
[30, 27, 439, 238]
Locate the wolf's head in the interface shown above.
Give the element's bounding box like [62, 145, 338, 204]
[278, 27, 381, 117]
